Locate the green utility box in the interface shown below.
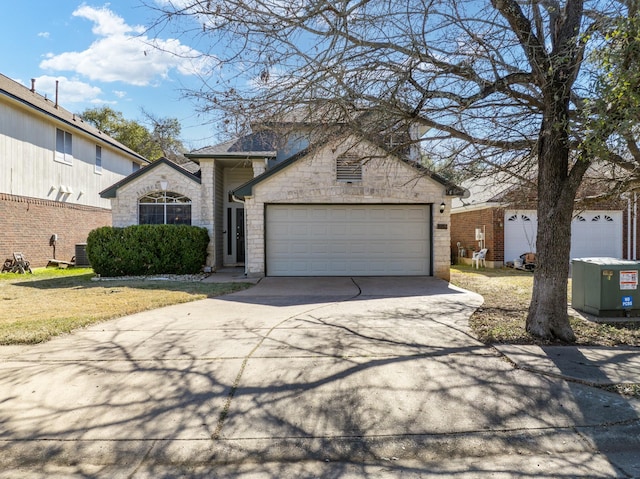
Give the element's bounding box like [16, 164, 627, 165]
[572, 258, 640, 317]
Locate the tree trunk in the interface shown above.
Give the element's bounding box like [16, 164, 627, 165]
[526, 191, 576, 342]
[526, 96, 579, 342]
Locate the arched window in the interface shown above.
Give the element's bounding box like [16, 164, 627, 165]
[139, 191, 192, 225]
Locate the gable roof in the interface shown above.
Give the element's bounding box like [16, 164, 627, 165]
[232, 139, 466, 199]
[100, 157, 201, 199]
[0, 74, 148, 165]
[452, 175, 521, 210]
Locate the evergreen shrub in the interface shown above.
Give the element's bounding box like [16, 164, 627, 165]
[87, 225, 209, 277]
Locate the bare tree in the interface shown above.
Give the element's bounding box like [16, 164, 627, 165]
[140, 108, 188, 163]
[148, 0, 638, 341]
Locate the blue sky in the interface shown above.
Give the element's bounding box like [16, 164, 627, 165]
[0, 1, 219, 149]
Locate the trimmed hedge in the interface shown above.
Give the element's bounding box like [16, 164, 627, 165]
[87, 225, 209, 277]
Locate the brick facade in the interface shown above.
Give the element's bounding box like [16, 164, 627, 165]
[450, 207, 504, 266]
[0, 193, 111, 268]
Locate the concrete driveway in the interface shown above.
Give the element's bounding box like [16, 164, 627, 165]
[1, 276, 640, 477]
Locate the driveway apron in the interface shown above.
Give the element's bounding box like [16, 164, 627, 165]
[1, 276, 639, 474]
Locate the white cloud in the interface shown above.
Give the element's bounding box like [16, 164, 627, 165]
[31, 75, 103, 104]
[113, 90, 127, 98]
[39, 5, 208, 86]
[37, 32, 50, 38]
[73, 4, 144, 37]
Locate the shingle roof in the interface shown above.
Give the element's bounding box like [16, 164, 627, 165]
[0, 74, 148, 164]
[100, 157, 201, 198]
[186, 131, 278, 160]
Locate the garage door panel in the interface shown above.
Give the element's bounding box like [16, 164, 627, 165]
[266, 204, 430, 276]
[504, 209, 622, 262]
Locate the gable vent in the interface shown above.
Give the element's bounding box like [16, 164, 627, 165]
[336, 155, 362, 182]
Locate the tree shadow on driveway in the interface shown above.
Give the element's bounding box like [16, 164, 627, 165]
[0, 276, 637, 476]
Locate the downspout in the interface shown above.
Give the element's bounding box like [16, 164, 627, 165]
[635, 193, 638, 260]
[628, 196, 632, 260]
[231, 194, 248, 277]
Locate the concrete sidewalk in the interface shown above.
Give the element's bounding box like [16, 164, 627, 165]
[1, 276, 640, 477]
[495, 344, 640, 385]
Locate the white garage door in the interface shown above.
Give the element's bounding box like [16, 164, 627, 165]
[504, 210, 623, 263]
[266, 204, 430, 276]
[570, 211, 623, 259]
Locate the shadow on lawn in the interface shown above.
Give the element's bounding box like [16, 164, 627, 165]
[9, 273, 250, 297]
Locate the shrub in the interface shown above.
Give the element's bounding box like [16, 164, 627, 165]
[87, 225, 209, 277]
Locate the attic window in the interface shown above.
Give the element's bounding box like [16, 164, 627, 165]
[336, 155, 362, 182]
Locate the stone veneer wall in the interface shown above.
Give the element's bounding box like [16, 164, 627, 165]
[243, 138, 453, 280]
[108, 163, 210, 266]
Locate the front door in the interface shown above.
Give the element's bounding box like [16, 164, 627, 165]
[225, 205, 245, 265]
[236, 208, 245, 263]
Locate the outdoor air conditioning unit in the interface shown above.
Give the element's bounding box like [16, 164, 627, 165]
[475, 228, 484, 241]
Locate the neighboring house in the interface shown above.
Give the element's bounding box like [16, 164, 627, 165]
[101, 121, 465, 280]
[450, 176, 638, 267]
[0, 74, 149, 267]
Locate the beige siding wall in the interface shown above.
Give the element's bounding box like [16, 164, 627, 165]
[0, 96, 140, 209]
[245, 138, 452, 280]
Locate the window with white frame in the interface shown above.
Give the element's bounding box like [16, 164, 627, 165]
[138, 191, 192, 225]
[95, 145, 102, 173]
[55, 128, 73, 164]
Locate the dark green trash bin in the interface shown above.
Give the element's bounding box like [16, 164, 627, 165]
[572, 258, 640, 317]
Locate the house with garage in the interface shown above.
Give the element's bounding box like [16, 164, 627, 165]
[0, 74, 149, 267]
[450, 175, 638, 268]
[101, 119, 465, 280]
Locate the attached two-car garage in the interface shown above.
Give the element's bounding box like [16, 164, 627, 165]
[265, 204, 431, 276]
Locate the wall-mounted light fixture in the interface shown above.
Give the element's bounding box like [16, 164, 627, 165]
[439, 202, 446, 214]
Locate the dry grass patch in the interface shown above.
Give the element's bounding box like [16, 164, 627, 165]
[450, 265, 640, 346]
[0, 268, 252, 344]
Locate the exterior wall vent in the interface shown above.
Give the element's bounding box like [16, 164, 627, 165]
[336, 155, 362, 182]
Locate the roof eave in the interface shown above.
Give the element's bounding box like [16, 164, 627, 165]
[0, 87, 149, 165]
[100, 158, 201, 198]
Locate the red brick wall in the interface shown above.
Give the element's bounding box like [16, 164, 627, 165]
[0, 193, 111, 268]
[450, 208, 504, 262]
